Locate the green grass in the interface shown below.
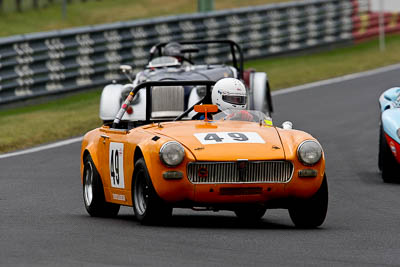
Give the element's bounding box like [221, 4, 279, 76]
[0, 90, 101, 152]
[0, 0, 291, 37]
[2, 34, 400, 154]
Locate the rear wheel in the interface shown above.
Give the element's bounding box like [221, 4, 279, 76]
[234, 206, 267, 222]
[83, 155, 120, 217]
[289, 175, 328, 228]
[133, 158, 172, 224]
[379, 125, 400, 182]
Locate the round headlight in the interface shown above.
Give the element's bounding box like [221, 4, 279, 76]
[159, 141, 185, 167]
[297, 140, 322, 166]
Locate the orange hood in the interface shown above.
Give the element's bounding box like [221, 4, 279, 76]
[144, 120, 285, 161]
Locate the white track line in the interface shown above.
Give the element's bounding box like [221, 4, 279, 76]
[2, 63, 400, 159]
[272, 63, 400, 96]
[0, 136, 83, 159]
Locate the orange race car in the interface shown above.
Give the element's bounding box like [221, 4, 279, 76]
[81, 80, 327, 228]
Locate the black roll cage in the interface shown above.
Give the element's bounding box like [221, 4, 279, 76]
[112, 80, 215, 128]
[148, 39, 244, 80]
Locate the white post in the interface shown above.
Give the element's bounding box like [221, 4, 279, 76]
[379, 0, 386, 51]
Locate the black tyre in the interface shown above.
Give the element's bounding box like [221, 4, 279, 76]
[379, 124, 400, 182]
[289, 175, 328, 228]
[83, 155, 120, 217]
[378, 124, 384, 171]
[234, 206, 267, 222]
[133, 158, 172, 225]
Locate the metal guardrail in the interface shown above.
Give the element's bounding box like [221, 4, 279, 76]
[0, 0, 354, 104]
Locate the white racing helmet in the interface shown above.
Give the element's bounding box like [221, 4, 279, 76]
[212, 78, 247, 110]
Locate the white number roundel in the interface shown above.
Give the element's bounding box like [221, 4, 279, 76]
[109, 142, 125, 189]
[194, 132, 265, 145]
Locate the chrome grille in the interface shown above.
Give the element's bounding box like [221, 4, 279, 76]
[187, 161, 293, 184]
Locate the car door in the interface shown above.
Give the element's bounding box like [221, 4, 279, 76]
[98, 127, 132, 205]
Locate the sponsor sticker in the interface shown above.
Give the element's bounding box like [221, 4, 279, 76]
[112, 193, 126, 201]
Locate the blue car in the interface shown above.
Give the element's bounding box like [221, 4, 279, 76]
[379, 87, 400, 182]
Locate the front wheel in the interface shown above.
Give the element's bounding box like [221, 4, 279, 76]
[289, 175, 328, 228]
[132, 158, 172, 225]
[83, 155, 120, 217]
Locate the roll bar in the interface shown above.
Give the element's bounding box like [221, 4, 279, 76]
[112, 80, 215, 128]
[148, 39, 244, 79]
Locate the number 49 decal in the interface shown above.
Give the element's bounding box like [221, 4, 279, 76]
[194, 132, 265, 144]
[109, 142, 125, 189]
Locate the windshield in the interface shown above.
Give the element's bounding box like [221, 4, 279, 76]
[213, 109, 273, 125]
[147, 56, 181, 68]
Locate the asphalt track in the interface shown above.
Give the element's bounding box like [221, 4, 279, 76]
[2, 66, 400, 266]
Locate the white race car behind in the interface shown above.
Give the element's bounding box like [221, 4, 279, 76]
[100, 39, 273, 125]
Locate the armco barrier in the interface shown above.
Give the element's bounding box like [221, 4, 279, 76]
[0, 0, 354, 104]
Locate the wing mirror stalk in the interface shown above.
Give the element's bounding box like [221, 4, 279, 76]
[120, 65, 134, 83]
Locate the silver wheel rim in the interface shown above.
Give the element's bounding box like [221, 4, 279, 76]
[84, 162, 94, 206]
[134, 171, 148, 215]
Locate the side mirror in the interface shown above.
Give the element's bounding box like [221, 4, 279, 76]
[194, 104, 218, 113]
[120, 65, 134, 83]
[120, 65, 133, 73]
[194, 104, 218, 122]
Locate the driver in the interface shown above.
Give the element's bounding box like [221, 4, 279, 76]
[211, 78, 253, 121]
[163, 42, 184, 62]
